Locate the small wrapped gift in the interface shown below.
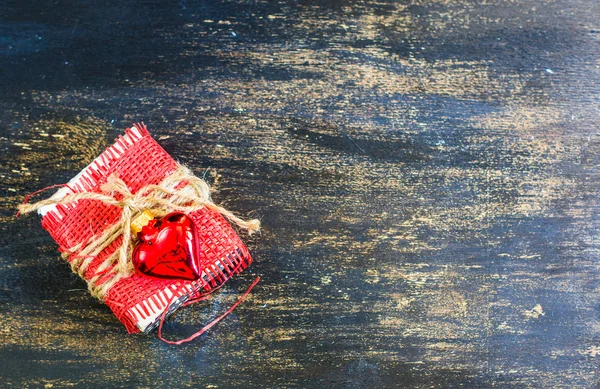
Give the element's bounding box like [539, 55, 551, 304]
[18, 123, 260, 337]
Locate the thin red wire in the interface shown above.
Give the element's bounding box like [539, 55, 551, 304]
[15, 183, 67, 218]
[158, 276, 260, 345]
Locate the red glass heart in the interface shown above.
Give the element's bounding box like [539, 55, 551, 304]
[132, 212, 203, 280]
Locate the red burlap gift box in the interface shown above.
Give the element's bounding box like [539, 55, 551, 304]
[37, 123, 253, 333]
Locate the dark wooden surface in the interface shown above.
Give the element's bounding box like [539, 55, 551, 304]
[2, 1, 600, 387]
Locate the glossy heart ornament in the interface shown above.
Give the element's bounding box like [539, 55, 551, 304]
[132, 212, 203, 280]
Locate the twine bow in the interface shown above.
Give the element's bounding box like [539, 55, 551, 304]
[17, 165, 260, 299]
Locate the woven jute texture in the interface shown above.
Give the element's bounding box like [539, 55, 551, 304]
[39, 124, 254, 333]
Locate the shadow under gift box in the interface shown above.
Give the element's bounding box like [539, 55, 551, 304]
[38, 123, 253, 333]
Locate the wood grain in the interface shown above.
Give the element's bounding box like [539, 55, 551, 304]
[1, 0, 600, 387]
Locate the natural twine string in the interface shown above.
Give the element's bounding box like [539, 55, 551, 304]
[17, 165, 260, 300]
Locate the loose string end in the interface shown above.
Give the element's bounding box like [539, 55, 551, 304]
[246, 219, 261, 235]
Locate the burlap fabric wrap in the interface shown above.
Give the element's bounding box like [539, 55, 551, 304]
[18, 164, 260, 300]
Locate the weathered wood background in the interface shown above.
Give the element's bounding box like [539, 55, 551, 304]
[1, 0, 600, 387]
